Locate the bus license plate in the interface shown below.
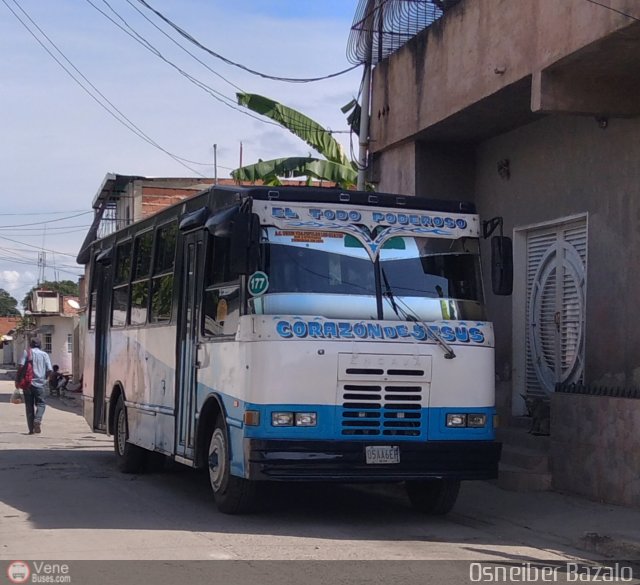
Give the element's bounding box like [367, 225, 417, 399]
[365, 445, 400, 465]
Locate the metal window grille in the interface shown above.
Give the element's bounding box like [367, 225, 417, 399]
[348, 0, 462, 65]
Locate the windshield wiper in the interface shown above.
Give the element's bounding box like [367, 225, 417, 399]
[380, 266, 456, 359]
[380, 265, 402, 319]
[405, 313, 456, 360]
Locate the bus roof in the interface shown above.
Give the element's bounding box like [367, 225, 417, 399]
[208, 185, 476, 215]
[77, 185, 476, 264]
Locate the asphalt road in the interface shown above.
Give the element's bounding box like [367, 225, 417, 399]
[1, 377, 637, 584]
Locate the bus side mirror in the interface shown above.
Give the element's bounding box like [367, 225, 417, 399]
[491, 236, 513, 296]
[230, 213, 260, 275]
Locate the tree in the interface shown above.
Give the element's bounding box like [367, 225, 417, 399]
[0, 289, 20, 316]
[231, 93, 358, 189]
[22, 280, 80, 310]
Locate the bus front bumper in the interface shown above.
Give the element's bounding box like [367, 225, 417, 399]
[244, 439, 501, 482]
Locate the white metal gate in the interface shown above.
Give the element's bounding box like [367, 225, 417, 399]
[525, 218, 587, 396]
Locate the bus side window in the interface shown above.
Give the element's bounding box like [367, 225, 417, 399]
[111, 241, 132, 327]
[203, 236, 239, 337]
[88, 257, 98, 330]
[149, 221, 177, 323]
[130, 231, 153, 326]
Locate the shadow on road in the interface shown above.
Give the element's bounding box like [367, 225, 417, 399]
[0, 387, 612, 563]
[0, 441, 595, 564]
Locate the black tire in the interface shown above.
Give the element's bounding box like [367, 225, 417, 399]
[406, 479, 460, 515]
[147, 451, 167, 473]
[208, 415, 258, 514]
[114, 396, 147, 473]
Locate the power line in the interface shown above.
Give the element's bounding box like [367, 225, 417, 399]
[85, 0, 350, 139]
[0, 211, 92, 229]
[0, 253, 82, 273]
[83, 0, 284, 131]
[136, 0, 360, 83]
[120, 0, 244, 94]
[0, 233, 77, 258]
[0, 227, 91, 235]
[583, 0, 640, 21]
[0, 210, 87, 216]
[2, 0, 208, 177]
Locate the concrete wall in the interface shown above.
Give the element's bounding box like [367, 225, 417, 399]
[474, 115, 640, 402]
[370, 0, 640, 153]
[551, 393, 640, 507]
[373, 142, 417, 194]
[377, 114, 640, 418]
[38, 316, 74, 373]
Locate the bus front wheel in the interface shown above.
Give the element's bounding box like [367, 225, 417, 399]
[405, 479, 460, 515]
[208, 415, 257, 514]
[114, 396, 147, 473]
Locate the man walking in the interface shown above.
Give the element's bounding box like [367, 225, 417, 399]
[19, 337, 52, 434]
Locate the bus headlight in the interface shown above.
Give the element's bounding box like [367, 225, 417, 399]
[446, 414, 467, 427]
[294, 412, 317, 427]
[271, 412, 318, 427]
[446, 413, 488, 428]
[272, 412, 294, 426]
[467, 414, 487, 428]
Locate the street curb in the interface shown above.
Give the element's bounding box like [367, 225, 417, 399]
[579, 532, 640, 560]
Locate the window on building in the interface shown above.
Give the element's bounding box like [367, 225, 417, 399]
[44, 333, 52, 354]
[149, 221, 177, 323]
[67, 333, 73, 353]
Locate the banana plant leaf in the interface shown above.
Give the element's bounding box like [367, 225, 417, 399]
[232, 157, 357, 189]
[237, 93, 352, 167]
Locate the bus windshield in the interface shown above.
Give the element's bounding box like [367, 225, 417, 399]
[249, 228, 485, 321]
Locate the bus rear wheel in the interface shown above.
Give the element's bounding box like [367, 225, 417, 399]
[208, 415, 258, 514]
[405, 479, 460, 515]
[114, 396, 147, 473]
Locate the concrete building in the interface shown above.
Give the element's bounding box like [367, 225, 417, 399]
[354, 0, 640, 504]
[13, 290, 80, 375]
[0, 316, 21, 365]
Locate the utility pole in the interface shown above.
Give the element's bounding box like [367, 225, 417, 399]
[213, 143, 218, 185]
[357, 63, 371, 191]
[37, 251, 46, 285]
[357, 0, 376, 191]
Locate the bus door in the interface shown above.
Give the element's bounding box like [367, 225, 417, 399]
[176, 231, 204, 460]
[91, 257, 111, 431]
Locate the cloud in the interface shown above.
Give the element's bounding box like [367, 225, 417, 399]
[1, 270, 36, 298]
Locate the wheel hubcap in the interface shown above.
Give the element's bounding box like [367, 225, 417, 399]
[208, 429, 226, 491]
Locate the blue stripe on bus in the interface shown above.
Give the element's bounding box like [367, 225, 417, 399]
[242, 403, 496, 441]
[208, 392, 495, 478]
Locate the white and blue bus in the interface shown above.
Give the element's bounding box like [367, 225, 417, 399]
[81, 185, 511, 514]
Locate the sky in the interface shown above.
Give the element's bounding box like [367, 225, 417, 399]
[0, 0, 363, 307]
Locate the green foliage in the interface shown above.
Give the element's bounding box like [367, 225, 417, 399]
[236, 93, 351, 167]
[232, 93, 358, 188]
[0, 289, 20, 317]
[22, 280, 80, 309]
[232, 157, 358, 189]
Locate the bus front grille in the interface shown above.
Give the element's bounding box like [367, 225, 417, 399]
[340, 384, 423, 437]
[337, 354, 432, 439]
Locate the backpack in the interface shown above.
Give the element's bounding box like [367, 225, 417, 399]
[16, 348, 34, 390]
